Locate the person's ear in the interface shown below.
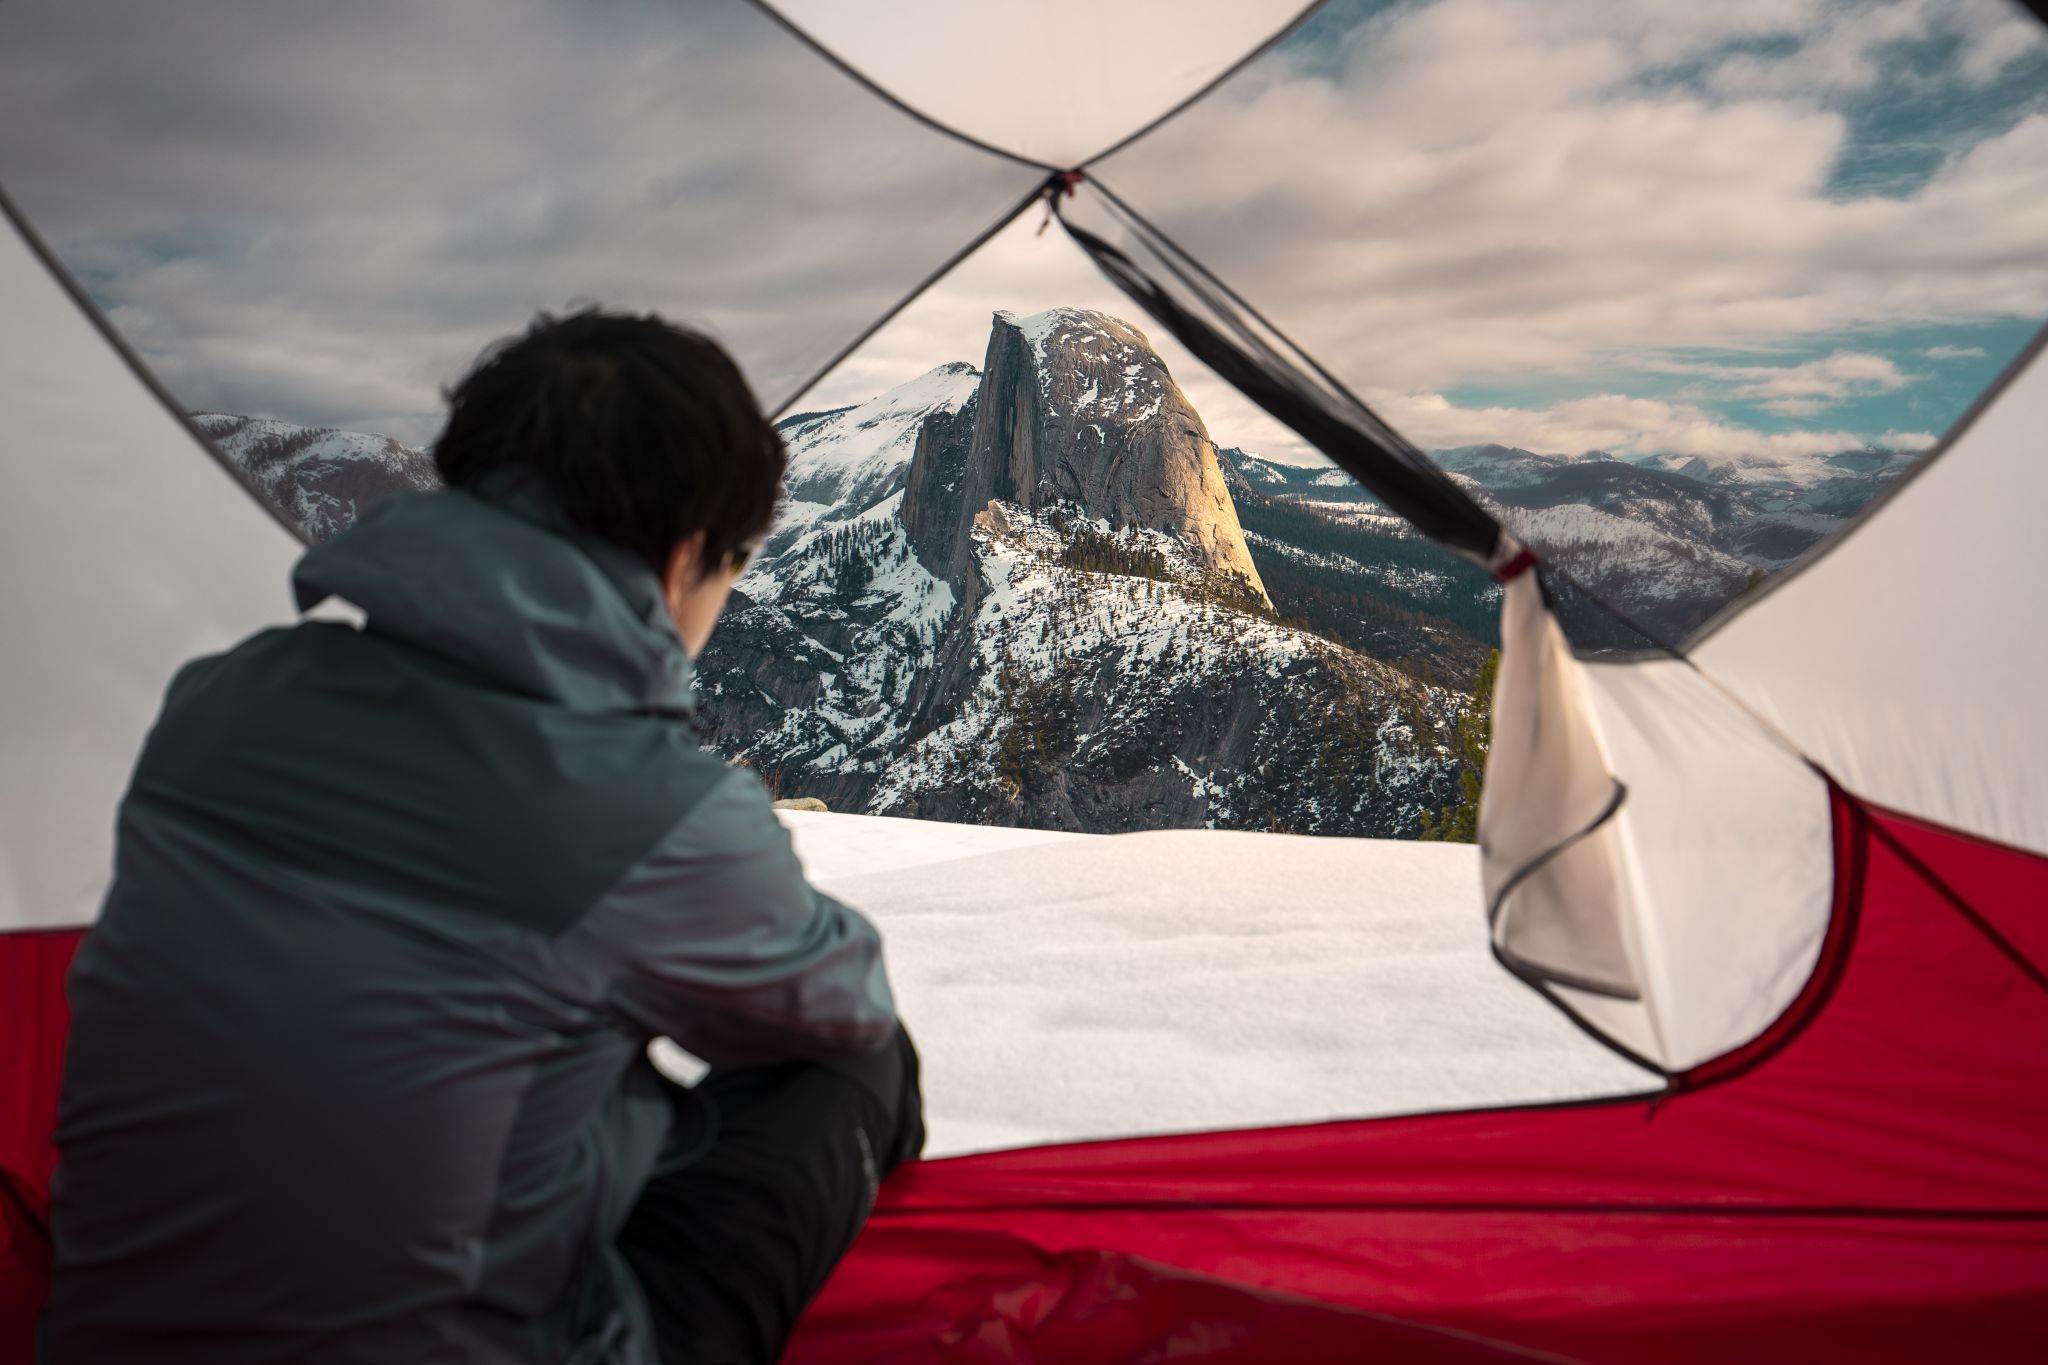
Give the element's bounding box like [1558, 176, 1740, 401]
[662, 531, 709, 620]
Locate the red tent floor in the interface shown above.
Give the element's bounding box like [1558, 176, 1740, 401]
[785, 791, 2048, 1363]
[4, 792, 2044, 1363]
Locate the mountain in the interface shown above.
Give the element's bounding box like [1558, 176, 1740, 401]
[1219, 450, 1500, 683]
[188, 307, 1912, 835]
[194, 412, 437, 541]
[696, 309, 1465, 836]
[1226, 432, 1914, 648]
[902, 308, 1268, 605]
[767, 362, 982, 561]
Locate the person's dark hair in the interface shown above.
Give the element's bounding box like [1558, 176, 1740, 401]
[433, 308, 785, 577]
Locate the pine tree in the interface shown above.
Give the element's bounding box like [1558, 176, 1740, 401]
[1419, 648, 1499, 844]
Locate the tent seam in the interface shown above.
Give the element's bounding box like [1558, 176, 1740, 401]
[743, 0, 1059, 172]
[874, 1200, 2048, 1222]
[1079, 1, 1333, 168]
[1864, 807, 2048, 996]
[767, 181, 1053, 419]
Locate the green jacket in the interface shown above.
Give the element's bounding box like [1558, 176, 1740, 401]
[41, 484, 897, 1364]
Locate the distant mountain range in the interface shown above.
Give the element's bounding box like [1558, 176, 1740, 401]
[193, 412, 437, 543]
[1229, 436, 1917, 648]
[196, 307, 1912, 836]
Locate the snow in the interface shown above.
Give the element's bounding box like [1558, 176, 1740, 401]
[869, 501, 1336, 810]
[1241, 528, 1456, 598]
[1497, 503, 1750, 601]
[193, 412, 421, 474]
[996, 308, 1169, 422]
[749, 362, 979, 586]
[772, 811, 1652, 1157]
[1000, 306, 1104, 356]
[722, 510, 959, 777]
[776, 809, 1082, 881]
[1671, 449, 1833, 490]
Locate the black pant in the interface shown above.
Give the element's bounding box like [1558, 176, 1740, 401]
[616, 1027, 925, 1365]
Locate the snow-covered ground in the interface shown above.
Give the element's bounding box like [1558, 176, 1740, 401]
[768, 811, 1653, 1157]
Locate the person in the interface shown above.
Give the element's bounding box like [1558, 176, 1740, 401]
[38, 310, 923, 1365]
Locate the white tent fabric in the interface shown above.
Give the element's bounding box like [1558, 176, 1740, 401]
[1694, 333, 2048, 859]
[1481, 573, 1835, 1072]
[0, 206, 301, 934]
[766, 0, 1312, 167]
[1476, 333, 2048, 1071]
[1481, 573, 1638, 1002]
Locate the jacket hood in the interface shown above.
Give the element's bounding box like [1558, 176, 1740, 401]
[292, 480, 696, 715]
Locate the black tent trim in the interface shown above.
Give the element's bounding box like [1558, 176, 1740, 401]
[1083, 178, 1439, 484]
[746, 0, 1059, 173]
[1054, 187, 1505, 567]
[1067, 179, 1703, 660]
[748, 0, 1335, 178]
[1486, 781, 1641, 1002]
[768, 180, 1054, 420]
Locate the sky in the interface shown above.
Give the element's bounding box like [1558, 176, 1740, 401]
[818, 0, 2048, 464]
[1, 0, 2044, 465]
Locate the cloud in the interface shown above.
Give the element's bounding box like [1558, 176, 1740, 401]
[1704, 0, 2039, 96]
[0, 0, 1041, 442]
[1923, 344, 1989, 359]
[1723, 352, 1911, 399]
[0, 0, 2038, 465]
[1368, 388, 1935, 460]
[814, 0, 2039, 465]
[792, 211, 1946, 465]
[1645, 350, 1915, 414]
[1089, 0, 2048, 402]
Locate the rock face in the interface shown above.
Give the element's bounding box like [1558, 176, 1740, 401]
[906, 309, 1268, 607]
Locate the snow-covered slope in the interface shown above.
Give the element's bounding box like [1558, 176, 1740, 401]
[870, 501, 1456, 832]
[1435, 443, 1598, 490]
[194, 412, 438, 541]
[1223, 432, 1908, 646]
[1646, 444, 1920, 495]
[1498, 502, 1753, 608]
[775, 811, 1650, 1155]
[762, 361, 980, 568]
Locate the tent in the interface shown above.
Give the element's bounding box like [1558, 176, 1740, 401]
[3, 1, 2045, 1360]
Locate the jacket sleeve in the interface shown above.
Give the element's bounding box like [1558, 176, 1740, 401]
[600, 768, 899, 1066]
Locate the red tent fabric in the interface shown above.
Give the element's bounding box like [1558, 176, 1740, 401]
[0, 931, 80, 1359]
[6, 730, 2040, 1365]
[786, 791, 2048, 1363]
